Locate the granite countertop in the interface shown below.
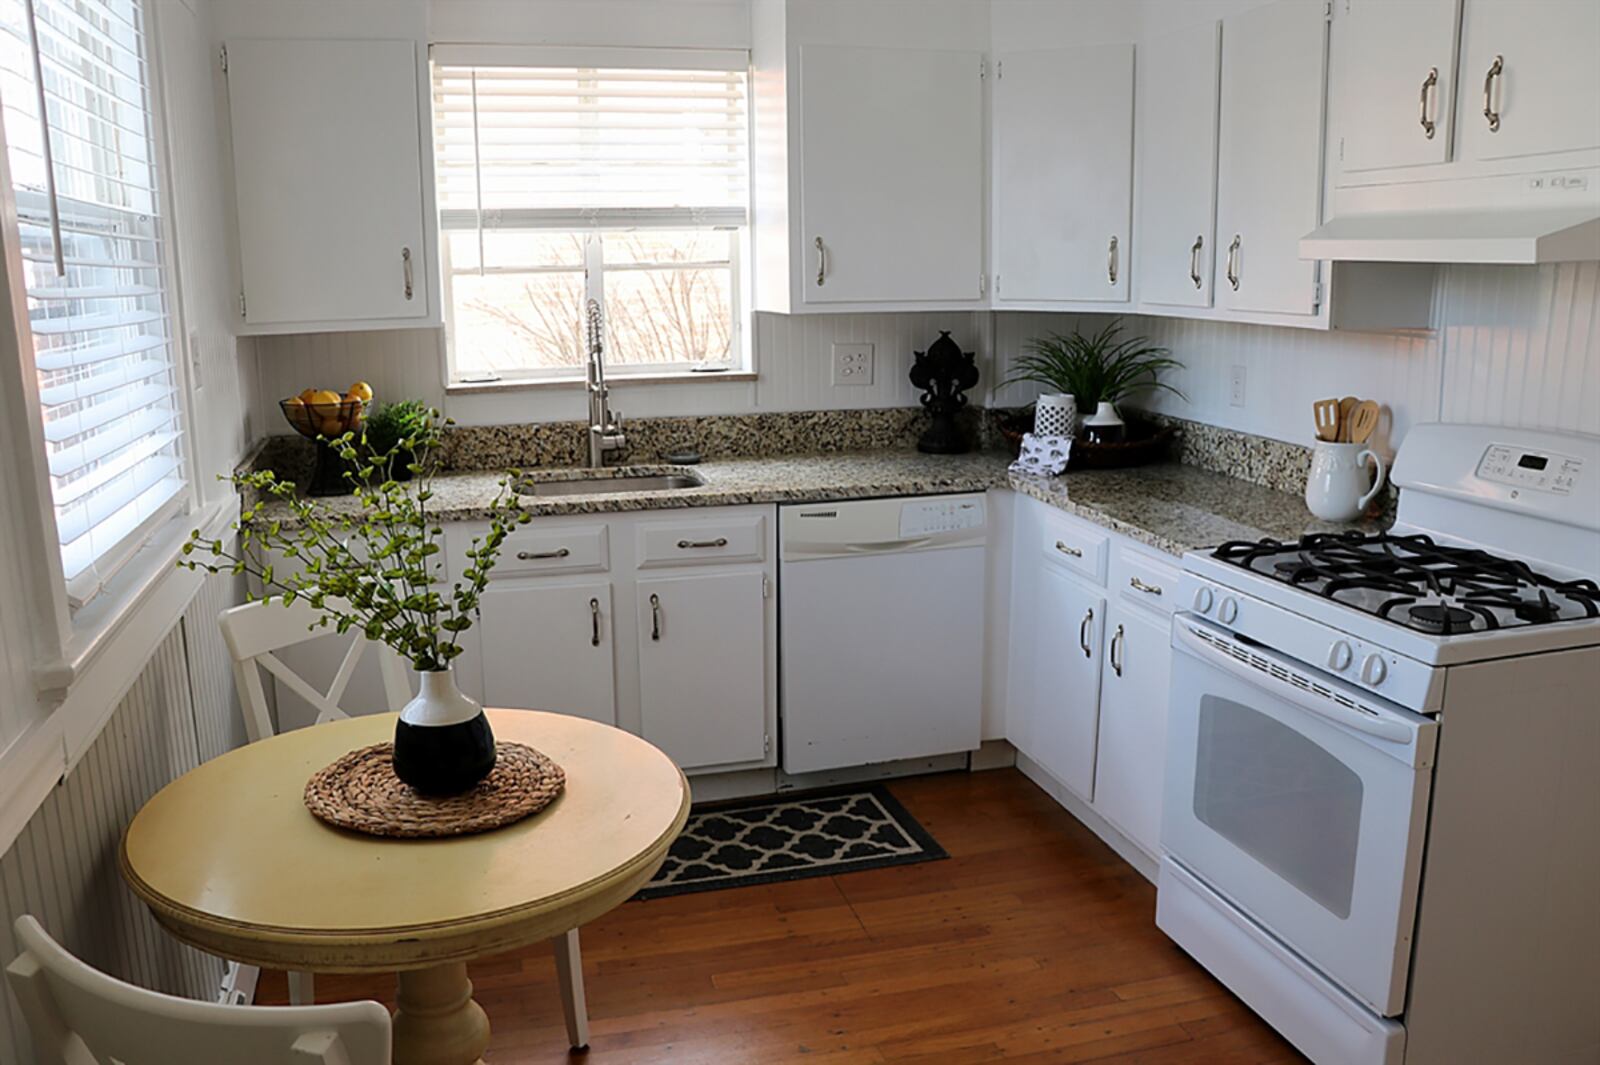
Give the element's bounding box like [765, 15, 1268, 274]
[250, 448, 1374, 557]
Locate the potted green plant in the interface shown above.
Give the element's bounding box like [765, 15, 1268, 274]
[180, 408, 529, 796]
[1003, 319, 1185, 443]
[362, 399, 431, 481]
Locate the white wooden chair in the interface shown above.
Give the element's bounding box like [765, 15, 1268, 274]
[5, 916, 391, 1065]
[219, 597, 412, 1007]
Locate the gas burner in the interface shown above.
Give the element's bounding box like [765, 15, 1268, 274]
[1406, 603, 1477, 635]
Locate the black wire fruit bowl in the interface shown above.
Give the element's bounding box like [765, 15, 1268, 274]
[280, 396, 367, 496]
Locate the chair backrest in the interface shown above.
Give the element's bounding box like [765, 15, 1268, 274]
[218, 598, 412, 744]
[5, 916, 391, 1065]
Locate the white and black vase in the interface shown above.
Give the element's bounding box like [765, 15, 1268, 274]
[393, 668, 496, 796]
[1081, 401, 1126, 445]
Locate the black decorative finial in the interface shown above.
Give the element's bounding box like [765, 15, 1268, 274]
[909, 331, 980, 454]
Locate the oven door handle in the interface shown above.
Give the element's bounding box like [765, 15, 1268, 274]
[1172, 618, 1417, 746]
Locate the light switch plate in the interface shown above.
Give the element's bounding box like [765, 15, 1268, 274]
[832, 342, 874, 386]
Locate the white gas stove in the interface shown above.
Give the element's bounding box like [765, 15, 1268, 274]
[1156, 424, 1600, 1065]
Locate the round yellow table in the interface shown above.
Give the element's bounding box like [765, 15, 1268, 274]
[120, 709, 690, 1065]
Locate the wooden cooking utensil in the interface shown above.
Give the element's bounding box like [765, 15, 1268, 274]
[1348, 400, 1380, 444]
[1337, 396, 1359, 442]
[1313, 398, 1342, 442]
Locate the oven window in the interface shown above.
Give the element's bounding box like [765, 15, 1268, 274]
[1194, 696, 1363, 918]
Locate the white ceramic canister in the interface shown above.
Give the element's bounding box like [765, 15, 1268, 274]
[1034, 393, 1078, 437]
[1305, 441, 1386, 522]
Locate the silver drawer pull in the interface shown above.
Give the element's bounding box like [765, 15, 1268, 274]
[589, 597, 601, 646]
[1482, 54, 1503, 132]
[1079, 608, 1094, 658]
[402, 246, 414, 300]
[1189, 235, 1203, 289]
[1055, 541, 1083, 558]
[677, 537, 728, 549]
[650, 593, 661, 640]
[1418, 66, 1438, 139]
[1129, 576, 1164, 596]
[1107, 234, 1119, 285]
[516, 547, 570, 561]
[1110, 623, 1125, 677]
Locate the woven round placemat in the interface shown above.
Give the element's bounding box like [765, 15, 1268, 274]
[303, 741, 565, 839]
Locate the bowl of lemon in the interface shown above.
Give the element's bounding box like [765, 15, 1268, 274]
[280, 382, 373, 495]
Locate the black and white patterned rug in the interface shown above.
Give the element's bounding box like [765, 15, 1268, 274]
[635, 785, 946, 900]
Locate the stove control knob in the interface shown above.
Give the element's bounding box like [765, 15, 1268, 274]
[1361, 654, 1388, 687]
[1327, 641, 1354, 673]
[1219, 597, 1239, 625]
[1193, 587, 1215, 614]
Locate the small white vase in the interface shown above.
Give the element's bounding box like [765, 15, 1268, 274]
[1081, 401, 1125, 444]
[1305, 441, 1386, 522]
[1034, 393, 1078, 437]
[393, 667, 497, 795]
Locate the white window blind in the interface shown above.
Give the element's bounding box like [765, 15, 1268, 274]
[0, 0, 185, 602]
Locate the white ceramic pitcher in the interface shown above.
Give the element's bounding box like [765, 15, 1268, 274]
[1305, 441, 1385, 522]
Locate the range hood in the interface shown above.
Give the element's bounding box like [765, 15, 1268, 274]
[1300, 206, 1600, 265]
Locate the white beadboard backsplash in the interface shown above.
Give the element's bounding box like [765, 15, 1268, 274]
[249, 262, 1599, 450]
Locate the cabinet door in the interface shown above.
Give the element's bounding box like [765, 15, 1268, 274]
[1216, 2, 1327, 317]
[1455, 0, 1600, 162]
[226, 38, 427, 325]
[478, 581, 616, 725]
[994, 45, 1133, 303]
[636, 572, 767, 770]
[799, 45, 984, 304]
[1337, 0, 1461, 173]
[1029, 566, 1106, 801]
[1095, 604, 1173, 858]
[1136, 23, 1221, 309]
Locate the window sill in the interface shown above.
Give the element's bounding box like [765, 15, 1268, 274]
[447, 369, 758, 395]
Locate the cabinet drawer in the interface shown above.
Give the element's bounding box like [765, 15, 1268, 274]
[496, 524, 609, 577]
[636, 513, 767, 569]
[1039, 511, 1108, 584]
[1110, 547, 1181, 617]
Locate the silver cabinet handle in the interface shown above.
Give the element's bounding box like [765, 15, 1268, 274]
[589, 597, 601, 647]
[1129, 576, 1163, 597]
[677, 537, 728, 549]
[516, 547, 570, 561]
[1189, 235, 1203, 289]
[1225, 234, 1241, 291]
[815, 236, 826, 286]
[1418, 66, 1439, 139]
[402, 246, 414, 300]
[1107, 235, 1119, 285]
[1055, 540, 1083, 558]
[650, 593, 661, 641]
[1483, 54, 1503, 132]
[1110, 623, 1125, 677]
[1079, 609, 1094, 659]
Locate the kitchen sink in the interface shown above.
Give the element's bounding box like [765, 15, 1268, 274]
[517, 471, 705, 498]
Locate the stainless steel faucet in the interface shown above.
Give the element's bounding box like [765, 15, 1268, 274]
[585, 297, 626, 467]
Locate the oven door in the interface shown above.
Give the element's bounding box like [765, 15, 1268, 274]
[1162, 613, 1437, 1017]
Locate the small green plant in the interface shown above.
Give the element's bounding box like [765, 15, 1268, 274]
[179, 408, 528, 672]
[364, 399, 431, 462]
[1004, 319, 1185, 413]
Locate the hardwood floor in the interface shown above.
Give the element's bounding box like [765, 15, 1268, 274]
[260, 769, 1306, 1063]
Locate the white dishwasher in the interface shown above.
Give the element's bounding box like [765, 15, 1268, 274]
[779, 494, 986, 774]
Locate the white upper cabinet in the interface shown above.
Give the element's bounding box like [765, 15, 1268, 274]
[1135, 23, 1221, 309]
[1215, 1, 1329, 318]
[224, 37, 434, 332]
[796, 45, 984, 306]
[1455, 0, 1600, 163]
[1337, 0, 1461, 173]
[992, 45, 1134, 305]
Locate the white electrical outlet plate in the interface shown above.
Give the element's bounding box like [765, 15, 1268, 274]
[832, 342, 874, 386]
[1229, 364, 1246, 407]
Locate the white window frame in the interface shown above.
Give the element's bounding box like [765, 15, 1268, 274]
[430, 44, 754, 389]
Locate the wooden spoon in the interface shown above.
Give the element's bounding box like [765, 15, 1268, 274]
[1313, 398, 1342, 442]
[1348, 400, 1380, 444]
[1337, 396, 1359, 442]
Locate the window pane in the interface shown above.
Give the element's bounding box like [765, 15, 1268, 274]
[602, 229, 730, 266]
[605, 264, 733, 368]
[446, 229, 586, 273]
[449, 271, 586, 376]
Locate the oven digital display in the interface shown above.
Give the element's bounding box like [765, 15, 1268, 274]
[1517, 454, 1548, 471]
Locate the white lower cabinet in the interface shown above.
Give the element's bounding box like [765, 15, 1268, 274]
[1029, 565, 1105, 800]
[636, 572, 770, 771]
[1094, 601, 1175, 857]
[477, 581, 616, 725]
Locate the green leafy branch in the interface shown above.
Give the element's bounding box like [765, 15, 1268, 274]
[179, 408, 529, 672]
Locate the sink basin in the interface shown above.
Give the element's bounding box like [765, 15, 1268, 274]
[518, 472, 704, 498]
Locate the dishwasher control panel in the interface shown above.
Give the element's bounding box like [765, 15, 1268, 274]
[899, 496, 985, 538]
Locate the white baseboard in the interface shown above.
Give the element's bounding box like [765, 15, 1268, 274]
[1015, 751, 1158, 884]
[687, 751, 973, 804]
[970, 738, 1017, 772]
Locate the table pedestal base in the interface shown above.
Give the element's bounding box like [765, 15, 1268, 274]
[392, 963, 490, 1065]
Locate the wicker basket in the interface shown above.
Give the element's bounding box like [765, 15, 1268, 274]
[999, 411, 1176, 470]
